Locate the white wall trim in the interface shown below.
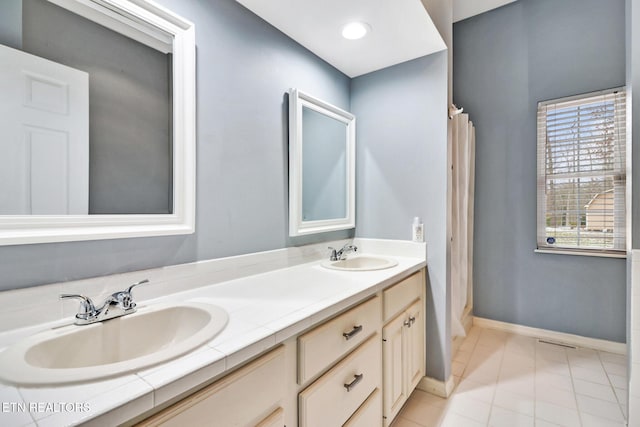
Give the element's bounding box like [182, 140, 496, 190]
[473, 317, 627, 355]
[417, 375, 455, 398]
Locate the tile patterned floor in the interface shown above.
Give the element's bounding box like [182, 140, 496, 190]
[392, 326, 628, 427]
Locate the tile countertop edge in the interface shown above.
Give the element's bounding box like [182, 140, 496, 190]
[0, 243, 426, 426]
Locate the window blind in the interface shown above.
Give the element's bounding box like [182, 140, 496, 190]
[537, 88, 626, 253]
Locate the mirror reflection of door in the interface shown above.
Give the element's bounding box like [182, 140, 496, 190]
[301, 106, 347, 221]
[0, 45, 89, 215]
[0, 0, 173, 216]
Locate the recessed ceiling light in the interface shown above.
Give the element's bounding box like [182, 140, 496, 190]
[341, 22, 370, 40]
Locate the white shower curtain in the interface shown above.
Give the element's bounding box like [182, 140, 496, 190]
[451, 113, 475, 338]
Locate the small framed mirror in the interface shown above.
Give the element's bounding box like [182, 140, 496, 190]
[288, 89, 355, 236]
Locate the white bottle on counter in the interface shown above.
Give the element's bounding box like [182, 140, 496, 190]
[412, 217, 424, 242]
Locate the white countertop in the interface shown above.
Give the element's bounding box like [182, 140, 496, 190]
[0, 239, 426, 426]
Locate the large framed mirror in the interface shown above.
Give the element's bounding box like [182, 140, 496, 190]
[288, 89, 355, 236]
[0, 0, 195, 245]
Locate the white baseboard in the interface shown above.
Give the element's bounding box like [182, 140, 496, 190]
[473, 317, 627, 355]
[417, 375, 455, 398]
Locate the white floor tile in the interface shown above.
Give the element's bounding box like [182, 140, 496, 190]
[537, 358, 572, 377]
[440, 412, 487, 427]
[602, 361, 627, 376]
[455, 378, 496, 403]
[394, 326, 629, 427]
[452, 360, 466, 377]
[535, 401, 581, 427]
[488, 405, 534, 427]
[496, 376, 535, 398]
[573, 378, 618, 403]
[576, 394, 625, 423]
[536, 383, 578, 409]
[613, 387, 627, 404]
[535, 419, 563, 427]
[448, 393, 492, 424]
[390, 417, 424, 427]
[608, 373, 628, 390]
[570, 365, 610, 385]
[410, 389, 448, 408]
[599, 352, 626, 365]
[492, 388, 534, 416]
[536, 371, 574, 391]
[399, 397, 447, 426]
[580, 412, 627, 427]
[454, 349, 473, 364]
[536, 343, 568, 362]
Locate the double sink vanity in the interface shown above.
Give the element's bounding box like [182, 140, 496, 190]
[0, 238, 427, 426]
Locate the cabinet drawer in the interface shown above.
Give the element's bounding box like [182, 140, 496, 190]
[344, 388, 382, 427]
[383, 272, 421, 322]
[299, 335, 381, 427]
[138, 347, 285, 427]
[255, 408, 284, 427]
[298, 296, 381, 384]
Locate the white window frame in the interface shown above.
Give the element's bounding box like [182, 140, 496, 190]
[536, 87, 627, 257]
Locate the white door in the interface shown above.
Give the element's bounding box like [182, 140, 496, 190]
[0, 44, 89, 215]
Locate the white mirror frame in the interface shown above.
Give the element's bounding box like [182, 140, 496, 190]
[289, 89, 355, 236]
[0, 0, 196, 246]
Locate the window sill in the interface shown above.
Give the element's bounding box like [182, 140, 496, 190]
[534, 248, 627, 259]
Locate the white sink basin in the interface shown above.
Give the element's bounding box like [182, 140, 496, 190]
[0, 301, 228, 386]
[322, 255, 398, 271]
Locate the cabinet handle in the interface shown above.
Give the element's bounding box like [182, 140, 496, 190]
[344, 373, 364, 392]
[343, 325, 363, 340]
[404, 316, 416, 328]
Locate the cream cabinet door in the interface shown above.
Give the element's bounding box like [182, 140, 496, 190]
[138, 347, 285, 427]
[382, 312, 407, 425]
[382, 300, 425, 427]
[406, 300, 424, 393]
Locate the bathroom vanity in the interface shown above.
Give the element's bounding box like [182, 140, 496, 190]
[0, 238, 427, 426]
[137, 269, 424, 427]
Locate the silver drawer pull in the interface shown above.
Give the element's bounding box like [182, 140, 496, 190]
[404, 316, 416, 328]
[344, 373, 364, 392]
[343, 325, 363, 340]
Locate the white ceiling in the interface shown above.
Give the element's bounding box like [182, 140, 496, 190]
[453, 0, 518, 23]
[236, 0, 447, 78]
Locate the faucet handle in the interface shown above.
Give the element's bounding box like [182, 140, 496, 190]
[60, 294, 97, 320]
[125, 279, 149, 295]
[116, 279, 148, 310]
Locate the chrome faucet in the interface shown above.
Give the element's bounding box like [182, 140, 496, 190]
[328, 243, 358, 261]
[60, 279, 148, 325]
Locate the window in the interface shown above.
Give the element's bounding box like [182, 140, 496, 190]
[537, 88, 626, 255]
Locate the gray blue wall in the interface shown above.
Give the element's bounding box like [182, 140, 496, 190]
[0, 0, 352, 290]
[352, 52, 450, 380]
[454, 0, 627, 342]
[0, 0, 21, 50]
